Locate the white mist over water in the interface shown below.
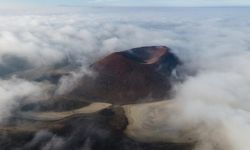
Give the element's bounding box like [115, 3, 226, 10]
[0, 6, 250, 150]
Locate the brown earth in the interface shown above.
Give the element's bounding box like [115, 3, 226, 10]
[70, 46, 181, 104]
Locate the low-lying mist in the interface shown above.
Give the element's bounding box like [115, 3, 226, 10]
[0, 6, 250, 150]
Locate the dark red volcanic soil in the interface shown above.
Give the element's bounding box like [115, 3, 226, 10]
[6, 46, 188, 150]
[70, 46, 181, 104]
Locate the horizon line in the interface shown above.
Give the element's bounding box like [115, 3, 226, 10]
[57, 5, 250, 8]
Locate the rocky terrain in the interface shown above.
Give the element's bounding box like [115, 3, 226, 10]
[71, 46, 181, 104]
[0, 46, 193, 150]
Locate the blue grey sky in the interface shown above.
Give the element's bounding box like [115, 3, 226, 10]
[0, 0, 250, 7]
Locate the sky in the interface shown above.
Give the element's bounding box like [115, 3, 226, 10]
[0, 0, 250, 7]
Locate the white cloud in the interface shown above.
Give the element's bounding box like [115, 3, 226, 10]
[0, 77, 53, 121]
[0, 7, 250, 149]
